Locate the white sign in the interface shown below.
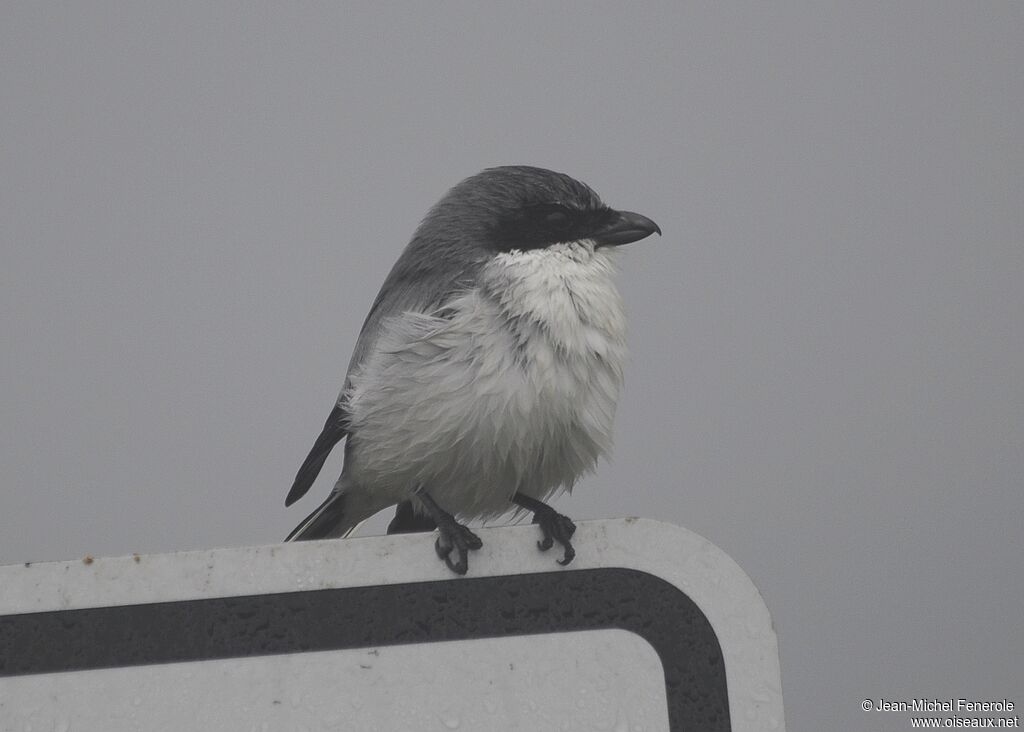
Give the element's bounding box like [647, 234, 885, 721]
[0, 519, 785, 731]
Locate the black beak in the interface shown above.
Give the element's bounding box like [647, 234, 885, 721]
[592, 210, 662, 247]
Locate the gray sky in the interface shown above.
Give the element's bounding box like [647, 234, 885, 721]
[2, 3, 1021, 729]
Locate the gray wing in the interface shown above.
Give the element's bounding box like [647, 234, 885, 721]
[286, 231, 484, 507]
[345, 236, 484, 377]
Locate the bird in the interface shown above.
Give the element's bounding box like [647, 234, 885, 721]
[284, 166, 660, 574]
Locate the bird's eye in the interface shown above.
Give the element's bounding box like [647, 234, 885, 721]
[543, 209, 572, 229]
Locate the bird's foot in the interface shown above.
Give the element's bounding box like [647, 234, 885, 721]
[416, 490, 482, 575]
[512, 493, 577, 566]
[533, 507, 576, 565]
[433, 517, 483, 575]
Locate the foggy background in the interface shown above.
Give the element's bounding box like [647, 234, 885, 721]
[2, 3, 1021, 729]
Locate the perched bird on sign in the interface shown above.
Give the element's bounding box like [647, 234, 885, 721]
[285, 166, 660, 574]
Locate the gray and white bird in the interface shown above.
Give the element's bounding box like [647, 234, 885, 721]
[285, 166, 659, 574]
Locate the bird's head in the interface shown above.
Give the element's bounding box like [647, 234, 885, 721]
[416, 166, 661, 258]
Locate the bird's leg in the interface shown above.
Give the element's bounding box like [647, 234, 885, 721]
[416, 490, 482, 575]
[387, 500, 438, 535]
[512, 492, 577, 566]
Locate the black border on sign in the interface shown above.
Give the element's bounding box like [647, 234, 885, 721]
[0, 567, 730, 730]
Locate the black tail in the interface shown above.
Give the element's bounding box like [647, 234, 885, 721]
[285, 403, 349, 507]
[285, 492, 347, 541]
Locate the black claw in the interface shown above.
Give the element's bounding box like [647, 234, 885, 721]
[447, 555, 467, 575]
[434, 537, 452, 560]
[517, 494, 577, 566]
[418, 491, 481, 576]
[434, 524, 478, 575]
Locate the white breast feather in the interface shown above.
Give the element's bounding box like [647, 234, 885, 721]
[342, 240, 627, 521]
